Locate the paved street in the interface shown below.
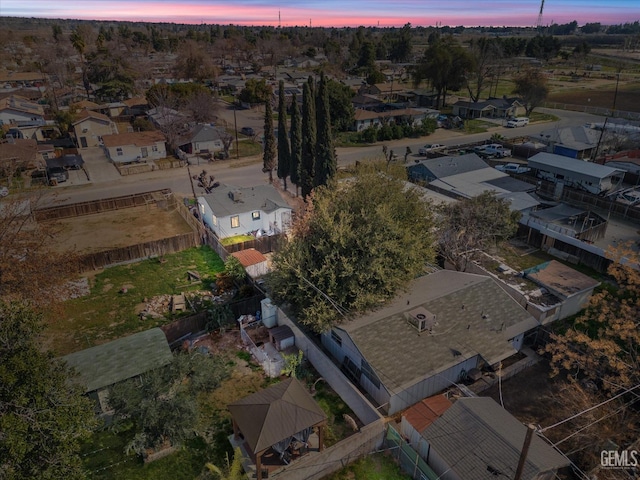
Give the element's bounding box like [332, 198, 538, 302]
[44, 107, 606, 206]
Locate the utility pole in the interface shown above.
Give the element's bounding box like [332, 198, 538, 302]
[514, 424, 535, 480]
[233, 105, 239, 159]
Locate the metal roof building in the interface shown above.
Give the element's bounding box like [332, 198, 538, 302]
[423, 397, 570, 480]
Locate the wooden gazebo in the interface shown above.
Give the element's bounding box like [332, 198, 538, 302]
[228, 377, 327, 480]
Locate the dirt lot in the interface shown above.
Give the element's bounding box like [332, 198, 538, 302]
[48, 204, 194, 254]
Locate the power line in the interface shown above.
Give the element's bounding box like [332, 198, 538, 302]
[540, 382, 640, 433]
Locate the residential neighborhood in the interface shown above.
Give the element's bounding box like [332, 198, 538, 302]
[1, 10, 639, 480]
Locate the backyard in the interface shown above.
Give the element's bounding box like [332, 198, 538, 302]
[50, 244, 364, 479]
[45, 245, 225, 356]
[80, 330, 362, 480]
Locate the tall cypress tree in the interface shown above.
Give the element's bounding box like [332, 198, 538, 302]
[314, 73, 336, 188]
[300, 77, 316, 198]
[262, 98, 277, 183]
[276, 81, 291, 191]
[289, 94, 302, 196]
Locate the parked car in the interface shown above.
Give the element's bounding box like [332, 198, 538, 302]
[46, 167, 69, 184]
[475, 144, 512, 159]
[240, 126, 255, 136]
[0, 186, 8, 197]
[418, 144, 445, 155]
[616, 189, 640, 206]
[506, 117, 530, 128]
[495, 163, 531, 174]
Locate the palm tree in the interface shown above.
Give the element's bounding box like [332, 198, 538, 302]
[204, 447, 246, 480]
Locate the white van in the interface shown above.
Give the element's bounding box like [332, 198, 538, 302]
[506, 117, 529, 128]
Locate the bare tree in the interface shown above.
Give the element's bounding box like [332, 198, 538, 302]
[0, 193, 82, 310]
[184, 90, 218, 124]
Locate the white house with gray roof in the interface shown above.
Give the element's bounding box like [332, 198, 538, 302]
[414, 397, 569, 480]
[178, 124, 227, 155]
[528, 152, 624, 195]
[321, 270, 538, 415]
[197, 184, 292, 239]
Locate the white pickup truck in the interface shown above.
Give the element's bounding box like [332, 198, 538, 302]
[474, 144, 512, 159]
[495, 163, 531, 174]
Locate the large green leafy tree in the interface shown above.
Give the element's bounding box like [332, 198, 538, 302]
[289, 94, 302, 196]
[300, 78, 316, 198]
[512, 67, 550, 116]
[0, 302, 96, 480]
[438, 191, 521, 272]
[108, 352, 230, 455]
[86, 50, 136, 101]
[263, 98, 277, 183]
[238, 78, 271, 104]
[314, 73, 336, 189]
[389, 23, 413, 62]
[276, 80, 291, 191]
[325, 78, 355, 132]
[413, 36, 472, 108]
[269, 163, 436, 332]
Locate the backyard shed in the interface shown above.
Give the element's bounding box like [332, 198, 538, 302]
[268, 325, 295, 351]
[61, 328, 173, 414]
[230, 248, 270, 278]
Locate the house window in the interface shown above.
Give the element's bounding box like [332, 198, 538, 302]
[116, 147, 123, 156]
[252, 211, 260, 220]
[152, 145, 158, 152]
[331, 330, 342, 347]
[199, 203, 205, 215]
[212, 214, 217, 226]
[361, 359, 381, 389]
[230, 215, 240, 228]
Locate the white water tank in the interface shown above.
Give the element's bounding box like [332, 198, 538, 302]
[261, 298, 277, 328]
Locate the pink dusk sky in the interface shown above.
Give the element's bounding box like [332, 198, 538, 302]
[1, 0, 639, 27]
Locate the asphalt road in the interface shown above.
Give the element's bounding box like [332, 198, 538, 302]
[45, 107, 604, 206]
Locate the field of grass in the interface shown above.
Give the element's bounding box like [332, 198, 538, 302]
[46, 246, 224, 356]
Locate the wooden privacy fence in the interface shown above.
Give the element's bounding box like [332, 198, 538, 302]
[78, 232, 199, 271]
[34, 189, 173, 221]
[160, 294, 265, 346]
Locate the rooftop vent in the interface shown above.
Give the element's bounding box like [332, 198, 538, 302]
[405, 306, 437, 333]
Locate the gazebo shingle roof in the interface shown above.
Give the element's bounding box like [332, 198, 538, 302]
[228, 378, 327, 454]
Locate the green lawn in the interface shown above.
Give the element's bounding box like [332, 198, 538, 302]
[47, 246, 224, 356]
[324, 453, 411, 480]
[82, 429, 214, 480]
[220, 234, 255, 246]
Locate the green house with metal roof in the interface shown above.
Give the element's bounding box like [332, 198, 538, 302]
[61, 328, 173, 414]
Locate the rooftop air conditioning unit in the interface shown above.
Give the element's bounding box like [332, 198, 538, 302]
[405, 307, 437, 333]
[228, 190, 243, 202]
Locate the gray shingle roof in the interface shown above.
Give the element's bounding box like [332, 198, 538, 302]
[228, 378, 327, 454]
[423, 397, 570, 480]
[339, 271, 538, 393]
[199, 184, 291, 217]
[61, 328, 173, 393]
